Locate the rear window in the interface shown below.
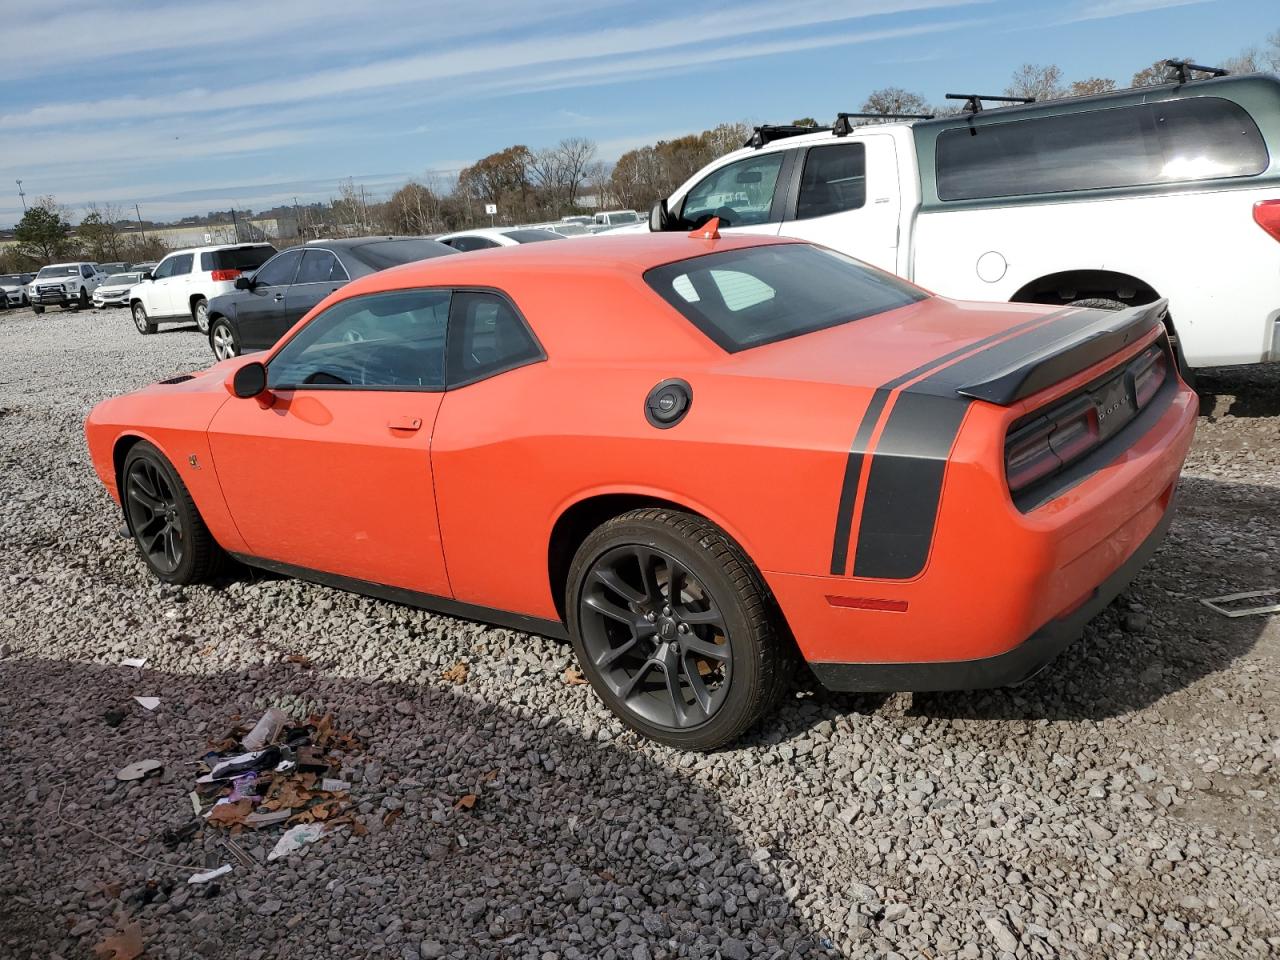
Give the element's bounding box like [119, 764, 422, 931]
[501, 230, 564, 243]
[936, 97, 1269, 201]
[644, 244, 926, 352]
[348, 239, 457, 270]
[202, 246, 277, 271]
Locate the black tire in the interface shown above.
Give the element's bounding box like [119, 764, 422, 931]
[132, 302, 156, 335]
[76, 287, 89, 310]
[32, 305, 44, 315]
[193, 297, 210, 334]
[209, 317, 240, 360]
[1069, 297, 1197, 388]
[121, 441, 223, 585]
[566, 507, 789, 750]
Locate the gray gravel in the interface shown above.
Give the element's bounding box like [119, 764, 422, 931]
[1, 304, 1277, 959]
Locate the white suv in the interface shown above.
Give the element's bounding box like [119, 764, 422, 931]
[647, 72, 1280, 370]
[30, 262, 105, 313]
[129, 243, 276, 335]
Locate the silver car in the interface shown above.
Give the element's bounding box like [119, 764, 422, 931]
[92, 271, 145, 309]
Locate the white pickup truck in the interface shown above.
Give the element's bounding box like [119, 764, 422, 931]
[29, 262, 106, 313]
[647, 72, 1280, 370]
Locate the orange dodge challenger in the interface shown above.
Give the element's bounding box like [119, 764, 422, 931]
[86, 230, 1197, 749]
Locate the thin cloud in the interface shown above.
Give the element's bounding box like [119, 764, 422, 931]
[1062, 0, 1212, 24]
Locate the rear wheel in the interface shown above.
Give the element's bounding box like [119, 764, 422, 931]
[566, 508, 788, 750]
[76, 287, 89, 310]
[132, 302, 156, 335]
[193, 297, 210, 334]
[209, 318, 240, 360]
[122, 442, 222, 584]
[32, 305, 44, 315]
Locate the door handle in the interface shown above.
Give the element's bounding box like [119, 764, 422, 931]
[388, 416, 422, 431]
[273, 293, 284, 301]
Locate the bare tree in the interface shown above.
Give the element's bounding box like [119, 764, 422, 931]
[1222, 48, 1261, 74]
[554, 138, 597, 208]
[861, 87, 930, 121]
[1130, 58, 1190, 87]
[1067, 77, 1117, 97]
[1006, 63, 1064, 102]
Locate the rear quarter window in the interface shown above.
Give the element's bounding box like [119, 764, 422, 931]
[205, 246, 278, 271]
[645, 244, 927, 352]
[935, 97, 1269, 201]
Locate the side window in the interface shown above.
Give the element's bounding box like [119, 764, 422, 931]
[446, 290, 543, 386]
[81, 265, 94, 278]
[445, 236, 499, 252]
[268, 289, 450, 390]
[170, 253, 193, 276]
[152, 258, 175, 280]
[200, 252, 214, 271]
[796, 143, 866, 220]
[253, 249, 303, 287]
[679, 152, 785, 228]
[295, 250, 343, 284]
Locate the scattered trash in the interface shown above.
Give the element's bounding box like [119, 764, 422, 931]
[440, 661, 469, 684]
[321, 778, 351, 792]
[160, 821, 199, 849]
[116, 759, 163, 782]
[132, 696, 160, 711]
[453, 793, 477, 811]
[563, 666, 589, 686]
[189, 791, 203, 815]
[242, 707, 288, 751]
[243, 809, 291, 829]
[1201, 588, 1280, 618]
[267, 822, 325, 861]
[92, 922, 143, 960]
[209, 748, 281, 781]
[220, 836, 255, 869]
[206, 798, 253, 825]
[120, 657, 147, 669]
[187, 864, 231, 884]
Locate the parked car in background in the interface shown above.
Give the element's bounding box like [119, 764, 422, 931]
[30, 262, 105, 313]
[97, 261, 130, 274]
[0, 272, 35, 309]
[92, 271, 146, 309]
[131, 261, 158, 275]
[85, 233, 1197, 749]
[129, 243, 276, 335]
[592, 209, 641, 230]
[437, 228, 566, 251]
[206, 236, 457, 359]
[647, 71, 1280, 371]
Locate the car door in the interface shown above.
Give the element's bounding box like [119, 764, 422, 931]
[159, 253, 194, 317]
[206, 288, 452, 597]
[777, 136, 902, 272]
[235, 248, 303, 350]
[283, 249, 349, 341]
[145, 255, 179, 315]
[670, 150, 791, 237]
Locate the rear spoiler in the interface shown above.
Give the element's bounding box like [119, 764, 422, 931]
[954, 300, 1169, 405]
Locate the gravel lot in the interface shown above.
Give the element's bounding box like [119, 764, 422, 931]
[1, 304, 1277, 960]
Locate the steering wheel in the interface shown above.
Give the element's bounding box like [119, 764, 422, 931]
[341, 328, 365, 344]
[710, 207, 738, 226]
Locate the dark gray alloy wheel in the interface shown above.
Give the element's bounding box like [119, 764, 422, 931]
[194, 297, 210, 333]
[567, 508, 789, 750]
[210, 318, 239, 360]
[122, 443, 222, 584]
[133, 302, 155, 334]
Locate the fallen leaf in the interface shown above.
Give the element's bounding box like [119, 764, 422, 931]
[440, 661, 469, 685]
[383, 808, 403, 828]
[93, 922, 143, 960]
[206, 799, 252, 826]
[284, 654, 312, 667]
[481, 769, 499, 783]
[312, 713, 334, 748]
[453, 793, 476, 811]
[563, 666, 589, 686]
[350, 819, 369, 837]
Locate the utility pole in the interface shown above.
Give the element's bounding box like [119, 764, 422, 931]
[134, 203, 147, 242]
[359, 185, 370, 233]
[16, 179, 27, 212]
[293, 196, 305, 239]
[230, 207, 240, 243]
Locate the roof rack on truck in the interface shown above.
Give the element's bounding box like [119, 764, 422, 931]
[744, 124, 829, 149]
[832, 111, 934, 135]
[945, 93, 1036, 115]
[1161, 59, 1230, 83]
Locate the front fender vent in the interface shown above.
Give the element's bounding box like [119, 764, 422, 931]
[158, 374, 195, 385]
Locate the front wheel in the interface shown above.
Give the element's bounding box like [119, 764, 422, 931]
[122, 442, 223, 584]
[209, 318, 240, 360]
[32, 305, 44, 315]
[193, 297, 210, 334]
[132, 302, 156, 335]
[76, 287, 89, 309]
[566, 508, 789, 750]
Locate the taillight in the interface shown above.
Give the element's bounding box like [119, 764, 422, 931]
[210, 269, 241, 282]
[1005, 419, 1059, 493]
[1131, 349, 1167, 407]
[1254, 200, 1280, 242]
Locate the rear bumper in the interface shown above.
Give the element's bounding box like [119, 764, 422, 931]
[808, 499, 1174, 692]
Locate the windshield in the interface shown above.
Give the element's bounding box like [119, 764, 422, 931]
[36, 266, 80, 279]
[644, 244, 927, 352]
[502, 229, 564, 244]
[0, 275, 26, 284]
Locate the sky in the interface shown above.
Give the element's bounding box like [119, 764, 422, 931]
[1, 0, 1276, 228]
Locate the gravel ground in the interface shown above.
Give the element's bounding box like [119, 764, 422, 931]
[0, 304, 1277, 960]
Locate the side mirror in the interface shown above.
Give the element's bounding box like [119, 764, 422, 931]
[649, 198, 673, 232]
[142, 272, 153, 281]
[234, 275, 253, 290]
[230, 361, 268, 398]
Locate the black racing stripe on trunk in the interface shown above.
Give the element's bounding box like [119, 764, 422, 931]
[852, 393, 969, 579]
[829, 388, 889, 574]
[827, 310, 1058, 576]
